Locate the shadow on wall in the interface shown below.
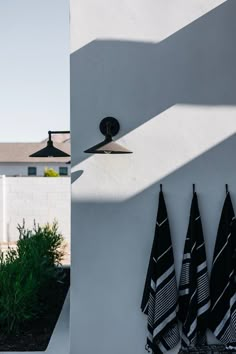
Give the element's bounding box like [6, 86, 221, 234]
[73, 132, 236, 271]
[71, 0, 236, 167]
[71, 133, 236, 354]
[71, 170, 84, 183]
[70, 1, 236, 353]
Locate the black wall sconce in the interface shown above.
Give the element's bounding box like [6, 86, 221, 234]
[29, 130, 71, 158]
[84, 117, 132, 154]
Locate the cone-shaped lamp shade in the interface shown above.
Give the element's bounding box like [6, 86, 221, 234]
[30, 140, 70, 158]
[84, 137, 132, 154]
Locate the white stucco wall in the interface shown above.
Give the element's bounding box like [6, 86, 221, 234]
[70, 1, 236, 354]
[0, 162, 70, 176]
[0, 177, 70, 242]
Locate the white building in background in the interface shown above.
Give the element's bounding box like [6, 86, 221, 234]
[0, 135, 70, 176]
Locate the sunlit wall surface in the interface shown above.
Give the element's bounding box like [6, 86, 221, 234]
[70, 1, 236, 353]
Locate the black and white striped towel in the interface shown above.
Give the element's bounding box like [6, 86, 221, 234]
[141, 190, 180, 353]
[210, 192, 236, 349]
[178, 192, 210, 348]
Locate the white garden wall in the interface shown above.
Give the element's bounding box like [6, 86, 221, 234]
[0, 177, 70, 243]
[70, 1, 236, 354]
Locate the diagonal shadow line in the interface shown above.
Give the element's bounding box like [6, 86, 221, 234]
[70, 0, 236, 167]
[71, 169, 83, 184]
[72, 132, 236, 204]
[70, 133, 236, 354]
[71, 132, 236, 287]
[71, 133, 236, 291]
[71, 133, 236, 272]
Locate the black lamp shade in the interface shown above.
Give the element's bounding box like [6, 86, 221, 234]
[84, 137, 132, 154]
[30, 140, 70, 158]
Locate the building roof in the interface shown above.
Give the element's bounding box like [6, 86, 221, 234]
[0, 142, 70, 163]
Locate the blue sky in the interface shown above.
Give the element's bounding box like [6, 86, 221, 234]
[0, 0, 69, 142]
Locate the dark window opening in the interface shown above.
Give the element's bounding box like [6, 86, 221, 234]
[28, 167, 37, 176]
[59, 167, 68, 176]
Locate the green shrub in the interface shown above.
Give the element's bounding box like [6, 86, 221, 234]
[0, 252, 39, 333]
[44, 167, 59, 177]
[0, 221, 65, 333]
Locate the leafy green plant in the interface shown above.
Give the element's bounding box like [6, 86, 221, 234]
[44, 167, 59, 177]
[0, 252, 39, 333]
[0, 221, 65, 333]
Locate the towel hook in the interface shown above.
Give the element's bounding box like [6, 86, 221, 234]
[193, 184, 196, 194]
[226, 184, 229, 194]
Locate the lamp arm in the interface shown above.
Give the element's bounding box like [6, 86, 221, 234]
[48, 130, 70, 135]
[48, 130, 70, 142]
